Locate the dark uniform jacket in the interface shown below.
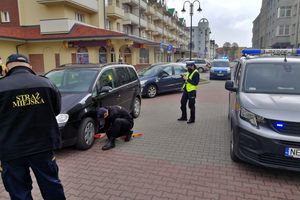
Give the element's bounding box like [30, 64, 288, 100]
[0, 66, 61, 161]
[102, 106, 134, 132]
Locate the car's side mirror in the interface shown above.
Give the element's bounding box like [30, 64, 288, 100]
[225, 80, 237, 92]
[100, 86, 113, 93]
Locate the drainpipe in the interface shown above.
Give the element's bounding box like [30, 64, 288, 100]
[16, 43, 26, 54]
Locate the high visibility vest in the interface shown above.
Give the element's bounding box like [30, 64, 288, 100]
[183, 69, 199, 92]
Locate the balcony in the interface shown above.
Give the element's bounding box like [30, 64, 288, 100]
[140, 18, 147, 29]
[145, 6, 155, 15]
[40, 18, 75, 34]
[107, 5, 124, 19]
[146, 22, 155, 32]
[122, 0, 139, 6]
[153, 11, 163, 21]
[123, 13, 139, 25]
[156, 26, 163, 34]
[37, 0, 98, 13]
[140, 0, 147, 10]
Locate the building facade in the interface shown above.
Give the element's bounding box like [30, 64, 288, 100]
[252, 0, 300, 48]
[191, 18, 212, 58]
[0, 0, 189, 73]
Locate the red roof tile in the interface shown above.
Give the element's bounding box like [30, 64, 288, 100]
[0, 24, 125, 41]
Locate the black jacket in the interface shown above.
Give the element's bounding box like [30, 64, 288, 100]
[0, 66, 61, 161]
[102, 106, 134, 132]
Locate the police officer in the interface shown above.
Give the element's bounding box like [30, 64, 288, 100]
[178, 61, 200, 124]
[98, 106, 134, 150]
[0, 54, 66, 200]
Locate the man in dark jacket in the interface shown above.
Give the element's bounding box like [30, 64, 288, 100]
[98, 106, 134, 150]
[0, 54, 65, 200]
[178, 61, 200, 124]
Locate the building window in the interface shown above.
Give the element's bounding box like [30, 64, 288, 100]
[76, 47, 89, 64]
[99, 47, 107, 64]
[75, 12, 85, 22]
[0, 11, 10, 23]
[106, 20, 112, 30]
[117, 23, 121, 31]
[140, 48, 149, 64]
[278, 6, 292, 18]
[277, 25, 290, 36]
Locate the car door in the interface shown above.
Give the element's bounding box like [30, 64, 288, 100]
[93, 68, 119, 108]
[229, 62, 242, 119]
[156, 65, 175, 92]
[173, 65, 187, 90]
[114, 66, 133, 110]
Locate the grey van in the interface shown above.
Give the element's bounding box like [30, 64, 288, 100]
[225, 56, 300, 171]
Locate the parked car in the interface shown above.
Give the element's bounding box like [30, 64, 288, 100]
[139, 63, 187, 98]
[210, 59, 231, 80]
[226, 49, 300, 171]
[45, 63, 141, 150]
[179, 58, 210, 73]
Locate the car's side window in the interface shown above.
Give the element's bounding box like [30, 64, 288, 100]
[115, 67, 131, 87]
[163, 66, 173, 75]
[234, 63, 242, 87]
[97, 69, 115, 89]
[174, 66, 187, 75]
[127, 67, 138, 82]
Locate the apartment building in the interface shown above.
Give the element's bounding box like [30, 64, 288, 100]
[252, 0, 300, 48]
[191, 18, 211, 58]
[0, 0, 189, 73]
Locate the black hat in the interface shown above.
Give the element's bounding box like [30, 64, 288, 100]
[6, 54, 29, 65]
[98, 107, 108, 119]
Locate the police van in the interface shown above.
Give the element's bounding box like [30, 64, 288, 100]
[225, 49, 300, 171]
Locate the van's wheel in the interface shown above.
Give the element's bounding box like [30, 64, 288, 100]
[75, 117, 96, 150]
[146, 84, 157, 98]
[198, 67, 204, 73]
[132, 97, 141, 118]
[230, 126, 240, 162]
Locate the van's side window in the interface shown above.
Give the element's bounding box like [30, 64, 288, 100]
[98, 69, 115, 89]
[234, 63, 242, 87]
[115, 67, 131, 87]
[127, 67, 138, 82]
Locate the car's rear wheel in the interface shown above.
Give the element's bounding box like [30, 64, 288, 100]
[75, 117, 96, 150]
[230, 126, 240, 162]
[132, 97, 141, 118]
[198, 67, 204, 73]
[146, 84, 157, 98]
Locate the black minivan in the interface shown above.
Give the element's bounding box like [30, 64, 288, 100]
[45, 64, 141, 150]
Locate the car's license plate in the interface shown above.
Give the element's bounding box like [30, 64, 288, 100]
[285, 147, 300, 158]
[217, 73, 224, 76]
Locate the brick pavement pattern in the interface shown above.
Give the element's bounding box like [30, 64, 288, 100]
[1, 78, 300, 200]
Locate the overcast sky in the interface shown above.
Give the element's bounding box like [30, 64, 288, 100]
[166, 0, 262, 47]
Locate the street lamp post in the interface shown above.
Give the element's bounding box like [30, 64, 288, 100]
[181, 0, 202, 61]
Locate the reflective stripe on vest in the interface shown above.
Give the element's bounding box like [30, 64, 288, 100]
[183, 69, 198, 92]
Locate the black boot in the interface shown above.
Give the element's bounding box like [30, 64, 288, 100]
[124, 130, 133, 142]
[102, 138, 115, 150]
[177, 117, 187, 121]
[187, 119, 195, 124]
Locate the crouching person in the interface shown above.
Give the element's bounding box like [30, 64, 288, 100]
[98, 106, 134, 150]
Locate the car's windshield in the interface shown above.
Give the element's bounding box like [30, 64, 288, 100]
[243, 63, 300, 94]
[194, 60, 206, 64]
[212, 61, 229, 68]
[46, 69, 98, 93]
[139, 65, 164, 77]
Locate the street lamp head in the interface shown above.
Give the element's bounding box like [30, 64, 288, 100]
[181, 7, 186, 13]
[197, 6, 202, 12]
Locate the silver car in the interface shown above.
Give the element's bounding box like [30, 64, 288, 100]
[225, 54, 300, 171]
